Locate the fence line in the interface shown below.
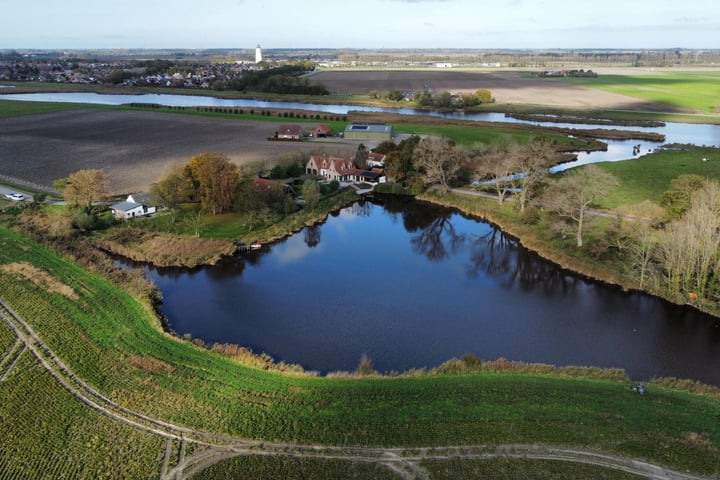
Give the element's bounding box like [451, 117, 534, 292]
[0, 174, 57, 194]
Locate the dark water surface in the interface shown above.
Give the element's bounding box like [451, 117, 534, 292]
[146, 198, 720, 384]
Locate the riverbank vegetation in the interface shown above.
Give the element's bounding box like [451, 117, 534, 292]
[416, 144, 720, 315]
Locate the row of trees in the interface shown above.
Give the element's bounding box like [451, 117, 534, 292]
[377, 134, 618, 249]
[367, 88, 495, 109]
[415, 89, 494, 110]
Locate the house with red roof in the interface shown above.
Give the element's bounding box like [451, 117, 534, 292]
[306, 155, 386, 185]
[306, 155, 355, 182]
[276, 124, 304, 140]
[312, 124, 331, 138]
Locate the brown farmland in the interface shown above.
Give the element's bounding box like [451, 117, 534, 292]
[0, 109, 343, 194]
[311, 69, 680, 111]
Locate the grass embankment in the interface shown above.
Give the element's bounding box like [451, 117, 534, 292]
[0, 225, 719, 478]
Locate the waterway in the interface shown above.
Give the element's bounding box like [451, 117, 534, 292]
[2, 92, 720, 171]
[144, 198, 720, 385]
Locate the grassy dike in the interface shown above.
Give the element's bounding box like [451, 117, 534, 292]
[1, 224, 720, 478]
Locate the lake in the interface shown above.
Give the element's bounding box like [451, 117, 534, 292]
[145, 198, 720, 385]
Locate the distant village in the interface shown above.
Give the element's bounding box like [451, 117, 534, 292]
[2, 46, 719, 88]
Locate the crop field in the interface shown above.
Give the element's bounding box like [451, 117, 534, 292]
[309, 69, 686, 111]
[565, 70, 720, 114]
[0, 104, 341, 194]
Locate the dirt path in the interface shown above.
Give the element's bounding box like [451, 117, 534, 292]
[0, 298, 714, 480]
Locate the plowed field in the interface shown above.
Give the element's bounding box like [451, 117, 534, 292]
[311, 69, 682, 111]
[0, 109, 328, 194]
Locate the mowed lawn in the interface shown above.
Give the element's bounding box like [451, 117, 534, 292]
[592, 147, 720, 209]
[565, 71, 720, 113]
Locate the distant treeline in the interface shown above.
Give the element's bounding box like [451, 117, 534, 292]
[215, 63, 329, 95]
[125, 103, 346, 121]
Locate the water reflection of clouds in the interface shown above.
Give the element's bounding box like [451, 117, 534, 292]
[272, 234, 322, 266]
[327, 205, 364, 237]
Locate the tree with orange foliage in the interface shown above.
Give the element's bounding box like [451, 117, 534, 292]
[184, 153, 240, 215]
[54, 169, 110, 210]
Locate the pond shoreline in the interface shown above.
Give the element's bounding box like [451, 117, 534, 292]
[416, 190, 720, 320]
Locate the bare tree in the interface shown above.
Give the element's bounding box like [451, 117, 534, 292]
[541, 164, 619, 247]
[657, 180, 720, 299]
[629, 221, 658, 289]
[472, 139, 519, 205]
[414, 137, 463, 194]
[182, 209, 207, 238]
[515, 137, 556, 212]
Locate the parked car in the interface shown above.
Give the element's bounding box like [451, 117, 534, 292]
[4, 192, 25, 201]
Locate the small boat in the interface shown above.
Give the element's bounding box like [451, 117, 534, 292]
[249, 243, 262, 250]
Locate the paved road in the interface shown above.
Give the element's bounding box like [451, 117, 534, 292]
[0, 184, 34, 202]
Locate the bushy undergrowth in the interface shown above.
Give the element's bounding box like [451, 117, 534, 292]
[99, 226, 236, 267]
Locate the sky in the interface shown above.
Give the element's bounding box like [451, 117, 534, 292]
[2, 0, 718, 50]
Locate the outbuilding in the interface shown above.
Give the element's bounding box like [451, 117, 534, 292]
[343, 123, 394, 142]
[276, 124, 304, 140]
[110, 201, 146, 220]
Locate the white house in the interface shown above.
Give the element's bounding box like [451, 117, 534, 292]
[306, 155, 355, 182]
[306, 155, 386, 186]
[110, 194, 156, 220]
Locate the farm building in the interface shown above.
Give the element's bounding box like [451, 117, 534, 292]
[276, 124, 304, 140]
[343, 123, 394, 141]
[110, 194, 156, 220]
[312, 124, 331, 137]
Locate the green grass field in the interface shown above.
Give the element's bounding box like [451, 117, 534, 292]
[593, 147, 720, 209]
[0, 225, 719, 478]
[565, 71, 720, 114]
